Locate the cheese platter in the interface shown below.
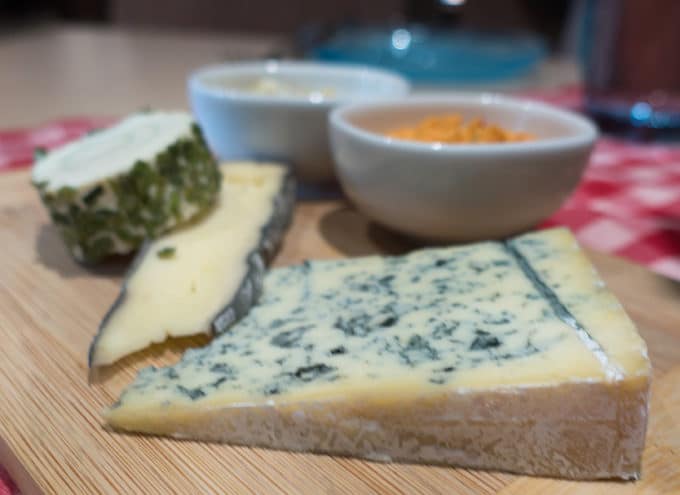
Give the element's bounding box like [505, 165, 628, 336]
[0, 168, 679, 494]
[0, 60, 679, 494]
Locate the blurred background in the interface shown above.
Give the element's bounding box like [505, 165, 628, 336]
[0, 0, 569, 37]
[1, 0, 679, 137]
[0, 0, 581, 128]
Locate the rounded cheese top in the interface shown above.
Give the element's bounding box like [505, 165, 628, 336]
[32, 112, 194, 190]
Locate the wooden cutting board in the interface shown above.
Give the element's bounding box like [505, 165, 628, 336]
[0, 169, 678, 495]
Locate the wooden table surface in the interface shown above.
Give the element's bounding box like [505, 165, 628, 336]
[0, 168, 679, 494]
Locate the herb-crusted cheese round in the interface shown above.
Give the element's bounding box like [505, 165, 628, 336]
[32, 111, 221, 264]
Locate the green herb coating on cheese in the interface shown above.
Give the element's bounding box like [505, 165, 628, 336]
[32, 112, 221, 264]
[156, 247, 176, 259]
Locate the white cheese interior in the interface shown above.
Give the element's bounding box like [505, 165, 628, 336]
[92, 163, 286, 366]
[32, 112, 193, 190]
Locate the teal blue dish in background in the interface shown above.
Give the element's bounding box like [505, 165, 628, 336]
[309, 27, 547, 84]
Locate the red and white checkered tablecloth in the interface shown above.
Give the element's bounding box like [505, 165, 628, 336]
[0, 117, 114, 171]
[0, 467, 16, 495]
[528, 86, 680, 279]
[1, 92, 680, 493]
[542, 139, 680, 279]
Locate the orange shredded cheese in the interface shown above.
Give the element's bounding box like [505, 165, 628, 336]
[386, 114, 534, 144]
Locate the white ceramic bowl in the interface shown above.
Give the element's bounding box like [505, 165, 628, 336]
[188, 61, 410, 183]
[330, 94, 598, 241]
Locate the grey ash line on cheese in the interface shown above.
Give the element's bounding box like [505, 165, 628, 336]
[115, 236, 610, 405]
[505, 238, 623, 381]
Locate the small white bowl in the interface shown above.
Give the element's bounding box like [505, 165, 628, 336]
[188, 61, 410, 183]
[329, 94, 597, 241]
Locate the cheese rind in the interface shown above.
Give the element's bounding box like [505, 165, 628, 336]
[89, 162, 294, 367]
[106, 228, 650, 479]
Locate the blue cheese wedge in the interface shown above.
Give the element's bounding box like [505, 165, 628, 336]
[89, 162, 294, 367]
[32, 112, 221, 264]
[105, 228, 651, 480]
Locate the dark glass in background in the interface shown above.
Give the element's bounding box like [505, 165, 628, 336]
[583, 0, 680, 140]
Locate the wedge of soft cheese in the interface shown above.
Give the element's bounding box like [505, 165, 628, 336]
[89, 162, 294, 367]
[105, 228, 651, 479]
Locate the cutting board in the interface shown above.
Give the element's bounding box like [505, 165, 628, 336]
[0, 169, 678, 495]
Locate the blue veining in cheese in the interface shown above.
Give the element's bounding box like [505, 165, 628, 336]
[106, 228, 651, 480]
[120, 239, 587, 399]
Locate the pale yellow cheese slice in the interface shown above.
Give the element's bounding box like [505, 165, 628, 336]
[89, 162, 293, 366]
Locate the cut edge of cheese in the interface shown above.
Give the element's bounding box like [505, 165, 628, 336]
[88, 161, 295, 368]
[108, 378, 649, 479]
[511, 228, 651, 381]
[105, 227, 651, 480]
